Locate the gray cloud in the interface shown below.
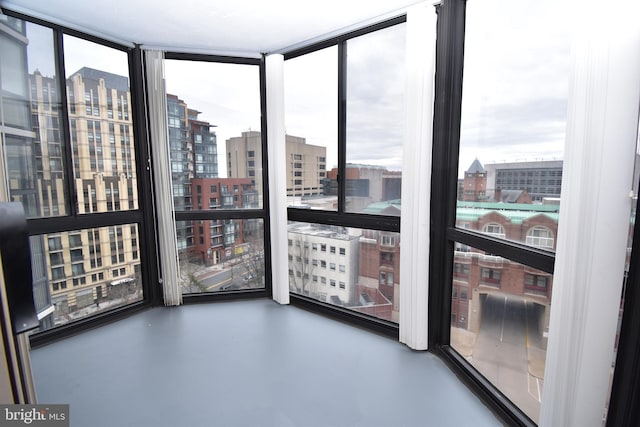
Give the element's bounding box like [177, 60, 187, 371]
[164, 60, 261, 177]
[461, 97, 568, 147]
[25, 22, 57, 77]
[284, 23, 407, 172]
[343, 24, 406, 170]
[457, 0, 571, 175]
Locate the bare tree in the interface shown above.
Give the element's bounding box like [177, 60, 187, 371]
[179, 251, 207, 293]
[106, 276, 141, 304]
[239, 239, 265, 289]
[186, 272, 208, 293]
[235, 220, 266, 289]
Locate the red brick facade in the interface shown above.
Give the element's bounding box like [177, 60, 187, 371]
[462, 170, 487, 201]
[453, 205, 557, 343]
[189, 178, 257, 264]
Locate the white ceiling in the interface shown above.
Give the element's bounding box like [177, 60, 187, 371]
[0, 0, 423, 56]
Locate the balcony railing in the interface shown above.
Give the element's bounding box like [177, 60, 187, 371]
[478, 254, 503, 268]
[380, 259, 394, 268]
[479, 278, 501, 288]
[483, 232, 506, 240]
[524, 286, 548, 297]
[525, 236, 554, 249]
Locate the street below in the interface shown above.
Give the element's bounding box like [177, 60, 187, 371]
[470, 294, 543, 423]
[196, 262, 255, 291]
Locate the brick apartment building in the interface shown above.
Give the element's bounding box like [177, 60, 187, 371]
[189, 177, 259, 265]
[354, 229, 401, 322]
[454, 158, 557, 344]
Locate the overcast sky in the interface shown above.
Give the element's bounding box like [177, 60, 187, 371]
[164, 60, 261, 178]
[284, 23, 405, 172]
[284, 46, 338, 169]
[25, 27, 130, 79]
[63, 35, 130, 78]
[22, 0, 572, 180]
[163, 0, 570, 178]
[458, 0, 571, 175]
[345, 23, 405, 171]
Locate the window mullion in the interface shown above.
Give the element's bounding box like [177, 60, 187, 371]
[54, 29, 78, 218]
[337, 40, 347, 214]
[429, 0, 466, 349]
[129, 46, 162, 305]
[608, 197, 640, 425]
[448, 228, 555, 274]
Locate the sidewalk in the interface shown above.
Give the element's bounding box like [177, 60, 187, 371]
[55, 290, 143, 325]
[524, 303, 547, 379]
[527, 346, 546, 378]
[193, 263, 226, 279]
[451, 327, 477, 358]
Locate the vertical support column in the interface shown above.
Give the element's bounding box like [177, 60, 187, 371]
[540, 1, 640, 425]
[265, 54, 289, 305]
[399, 3, 438, 350]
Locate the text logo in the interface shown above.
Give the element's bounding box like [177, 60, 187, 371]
[1, 405, 68, 427]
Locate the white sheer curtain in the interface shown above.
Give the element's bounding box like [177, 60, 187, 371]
[265, 54, 289, 305]
[540, 1, 640, 424]
[143, 49, 182, 306]
[399, 2, 437, 350]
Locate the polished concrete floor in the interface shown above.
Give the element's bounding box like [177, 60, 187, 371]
[31, 299, 503, 427]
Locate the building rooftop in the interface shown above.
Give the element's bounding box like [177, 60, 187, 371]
[485, 159, 563, 169]
[456, 201, 559, 224]
[362, 199, 560, 224]
[363, 199, 560, 224]
[287, 223, 358, 241]
[362, 199, 401, 215]
[346, 163, 389, 170]
[496, 189, 526, 203]
[70, 67, 130, 92]
[456, 200, 560, 213]
[466, 159, 485, 174]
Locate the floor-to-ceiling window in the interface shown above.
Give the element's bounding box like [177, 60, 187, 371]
[445, 0, 570, 422]
[163, 56, 268, 296]
[0, 13, 153, 334]
[284, 18, 405, 324]
[430, 0, 640, 425]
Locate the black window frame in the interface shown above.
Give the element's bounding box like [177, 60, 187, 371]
[163, 52, 272, 304]
[283, 15, 405, 337]
[1, 9, 161, 347]
[607, 192, 640, 426]
[428, 1, 556, 426]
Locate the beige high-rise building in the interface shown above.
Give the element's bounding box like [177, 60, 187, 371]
[66, 68, 138, 215]
[25, 68, 142, 317]
[226, 131, 326, 198]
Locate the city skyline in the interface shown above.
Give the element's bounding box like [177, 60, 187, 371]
[19, 1, 574, 183]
